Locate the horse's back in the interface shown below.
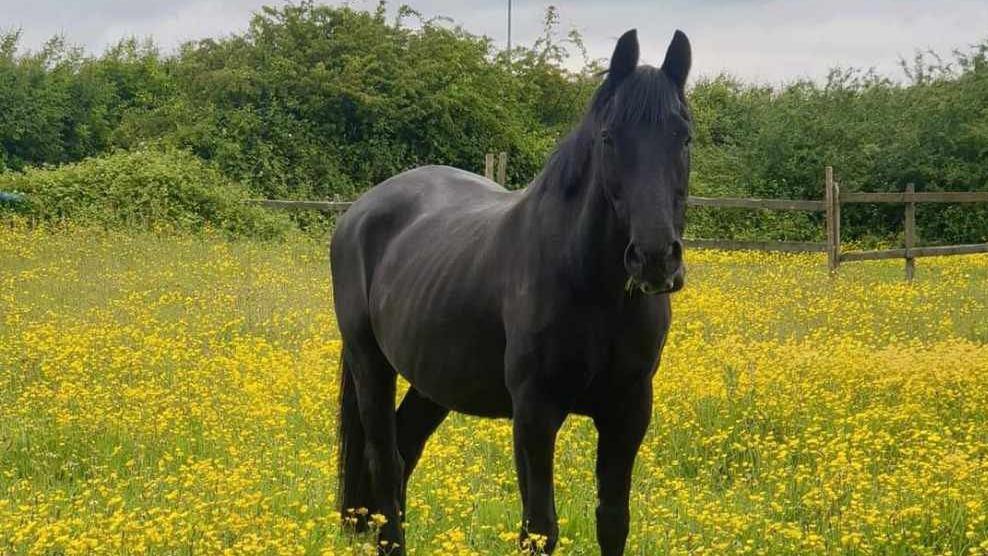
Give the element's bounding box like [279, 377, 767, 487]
[346, 164, 508, 223]
[334, 165, 504, 268]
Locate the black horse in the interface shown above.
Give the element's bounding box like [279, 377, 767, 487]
[331, 29, 691, 555]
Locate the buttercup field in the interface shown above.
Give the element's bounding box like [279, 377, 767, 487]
[2, 226, 986, 555]
[3, 1, 988, 554]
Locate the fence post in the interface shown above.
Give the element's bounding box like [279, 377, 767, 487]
[904, 183, 916, 281]
[497, 151, 508, 186]
[833, 180, 841, 271]
[825, 166, 838, 273]
[484, 153, 495, 181]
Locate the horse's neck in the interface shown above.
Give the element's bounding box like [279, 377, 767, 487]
[520, 154, 628, 293]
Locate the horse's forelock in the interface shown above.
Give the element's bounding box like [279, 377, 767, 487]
[590, 66, 687, 128]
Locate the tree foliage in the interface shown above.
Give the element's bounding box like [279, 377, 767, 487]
[111, 2, 597, 199]
[687, 53, 988, 243]
[1, 2, 986, 243]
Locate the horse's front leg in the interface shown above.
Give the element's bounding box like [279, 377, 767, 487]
[592, 377, 652, 556]
[512, 385, 566, 554]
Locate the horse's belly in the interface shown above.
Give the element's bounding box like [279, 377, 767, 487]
[371, 297, 512, 418]
[400, 346, 512, 418]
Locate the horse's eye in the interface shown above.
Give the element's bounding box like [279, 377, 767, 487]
[600, 129, 613, 144]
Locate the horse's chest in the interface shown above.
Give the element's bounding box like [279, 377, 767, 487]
[504, 306, 628, 380]
[505, 292, 666, 389]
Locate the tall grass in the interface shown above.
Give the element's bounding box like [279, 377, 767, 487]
[1, 227, 986, 554]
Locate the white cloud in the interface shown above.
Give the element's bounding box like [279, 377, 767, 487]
[2, 0, 986, 83]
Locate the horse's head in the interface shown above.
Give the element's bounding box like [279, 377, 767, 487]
[591, 29, 692, 295]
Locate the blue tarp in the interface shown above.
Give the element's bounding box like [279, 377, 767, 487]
[0, 192, 25, 204]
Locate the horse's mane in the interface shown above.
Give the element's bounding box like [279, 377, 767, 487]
[530, 66, 687, 196]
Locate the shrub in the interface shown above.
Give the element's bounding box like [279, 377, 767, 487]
[0, 147, 292, 239]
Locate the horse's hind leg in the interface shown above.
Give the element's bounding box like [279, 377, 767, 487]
[344, 338, 406, 554]
[396, 388, 448, 519]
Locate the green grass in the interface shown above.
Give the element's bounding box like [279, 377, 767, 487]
[1, 226, 987, 555]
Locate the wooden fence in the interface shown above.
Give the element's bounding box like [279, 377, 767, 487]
[484, 152, 508, 185]
[246, 165, 988, 280]
[825, 167, 988, 279]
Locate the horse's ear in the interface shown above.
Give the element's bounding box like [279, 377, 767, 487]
[661, 30, 691, 90]
[608, 29, 639, 83]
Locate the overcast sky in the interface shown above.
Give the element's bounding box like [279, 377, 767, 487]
[3, 0, 988, 84]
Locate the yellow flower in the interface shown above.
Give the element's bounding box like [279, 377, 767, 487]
[1, 225, 986, 554]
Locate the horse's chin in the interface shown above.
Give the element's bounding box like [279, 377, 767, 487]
[625, 276, 683, 296]
[639, 282, 666, 295]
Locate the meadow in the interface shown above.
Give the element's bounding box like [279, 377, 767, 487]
[1, 225, 988, 555]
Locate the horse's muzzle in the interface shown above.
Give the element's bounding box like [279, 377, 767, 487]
[636, 267, 685, 295]
[624, 240, 685, 295]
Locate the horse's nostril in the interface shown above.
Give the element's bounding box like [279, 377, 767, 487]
[625, 243, 646, 273]
[669, 240, 683, 260]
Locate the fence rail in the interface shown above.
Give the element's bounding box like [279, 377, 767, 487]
[686, 196, 826, 212]
[247, 196, 833, 214]
[685, 239, 827, 253]
[247, 164, 988, 280]
[840, 243, 988, 262]
[246, 199, 352, 212]
[841, 191, 988, 204]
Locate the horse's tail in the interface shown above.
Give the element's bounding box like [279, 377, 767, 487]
[337, 344, 371, 531]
